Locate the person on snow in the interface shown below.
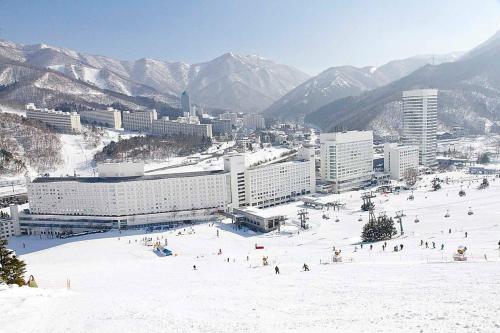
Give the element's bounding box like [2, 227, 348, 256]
[275, 266, 280, 274]
[26, 275, 38, 288]
[425, 242, 429, 248]
[193, 265, 197, 270]
[370, 244, 373, 250]
[420, 240, 424, 246]
[465, 232, 468, 238]
[400, 244, 404, 251]
[432, 242, 436, 249]
[441, 244, 444, 251]
[303, 263, 309, 271]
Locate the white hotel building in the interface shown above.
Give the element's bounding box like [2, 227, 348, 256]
[402, 89, 438, 167]
[122, 110, 158, 132]
[26, 103, 81, 133]
[17, 147, 315, 234]
[383, 143, 419, 180]
[152, 117, 213, 138]
[79, 107, 122, 129]
[320, 131, 373, 193]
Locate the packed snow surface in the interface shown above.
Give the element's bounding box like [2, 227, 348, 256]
[1, 172, 500, 332]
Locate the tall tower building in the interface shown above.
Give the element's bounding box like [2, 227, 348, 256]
[180, 91, 191, 115]
[402, 89, 438, 167]
[320, 130, 373, 193]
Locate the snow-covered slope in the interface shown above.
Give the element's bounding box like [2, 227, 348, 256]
[1, 171, 500, 332]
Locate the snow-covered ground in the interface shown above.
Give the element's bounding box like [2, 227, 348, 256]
[1, 171, 500, 332]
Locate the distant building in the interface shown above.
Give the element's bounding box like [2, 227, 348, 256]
[181, 91, 192, 116]
[383, 143, 419, 180]
[211, 119, 232, 136]
[402, 89, 438, 167]
[79, 107, 122, 129]
[25, 103, 81, 133]
[320, 131, 373, 193]
[0, 206, 21, 239]
[232, 207, 285, 232]
[243, 113, 266, 130]
[219, 112, 238, 127]
[122, 110, 157, 132]
[152, 118, 213, 138]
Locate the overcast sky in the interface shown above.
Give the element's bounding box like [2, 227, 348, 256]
[1, 0, 499, 74]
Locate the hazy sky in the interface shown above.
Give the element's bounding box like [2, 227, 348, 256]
[1, 0, 499, 74]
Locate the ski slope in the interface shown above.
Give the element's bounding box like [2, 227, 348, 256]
[1, 172, 500, 332]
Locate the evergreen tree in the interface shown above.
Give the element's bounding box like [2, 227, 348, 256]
[361, 215, 397, 242]
[0, 240, 26, 286]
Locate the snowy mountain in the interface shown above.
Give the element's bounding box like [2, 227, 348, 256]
[264, 53, 461, 119]
[305, 30, 500, 137]
[0, 40, 309, 112]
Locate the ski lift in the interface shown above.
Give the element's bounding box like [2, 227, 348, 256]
[459, 185, 466, 197]
[444, 209, 450, 218]
[467, 207, 474, 215]
[414, 215, 420, 223]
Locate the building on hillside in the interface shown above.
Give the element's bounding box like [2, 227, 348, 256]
[224, 146, 316, 208]
[181, 91, 191, 116]
[320, 131, 373, 193]
[25, 103, 81, 133]
[383, 143, 419, 180]
[122, 110, 157, 132]
[79, 107, 122, 129]
[402, 89, 438, 167]
[243, 113, 266, 130]
[151, 118, 213, 138]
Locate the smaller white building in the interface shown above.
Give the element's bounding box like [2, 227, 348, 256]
[384, 143, 419, 180]
[26, 103, 81, 133]
[79, 108, 122, 129]
[0, 206, 21, 239]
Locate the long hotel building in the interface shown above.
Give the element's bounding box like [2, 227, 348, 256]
[17, 147, 315, 234]
[26, 103, 81, 133]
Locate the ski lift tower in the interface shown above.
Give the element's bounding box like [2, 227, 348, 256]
[297, 209, 309, 229]
[395, 210, 404, 235]
[361, 191, 376, 211]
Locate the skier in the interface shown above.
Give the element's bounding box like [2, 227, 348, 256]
[218, 249, 222, 255]
[394, 246, 398, 252]
[420, 240, 423, 246]
[498, 240, 500, 249]
[441, 244, 444, 251]
[361, 243, 363, 249]
[303, 263, 309, 271]
[465, 232, 468, 238]
[275, 266, 280, 274]
[217, 230, 219, 237]
[432, 242, 436, 249]
[449, 228, 452, 234]
[193, 265, 197, 270]
[370, 244, 373, 250]
[425, 242, 428, 248]
[400, 244, 404, 251]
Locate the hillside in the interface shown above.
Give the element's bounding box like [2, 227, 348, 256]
[0, 40, 309, 113]
[264, 53, 461, 119]
[305, 31, 500, 136]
